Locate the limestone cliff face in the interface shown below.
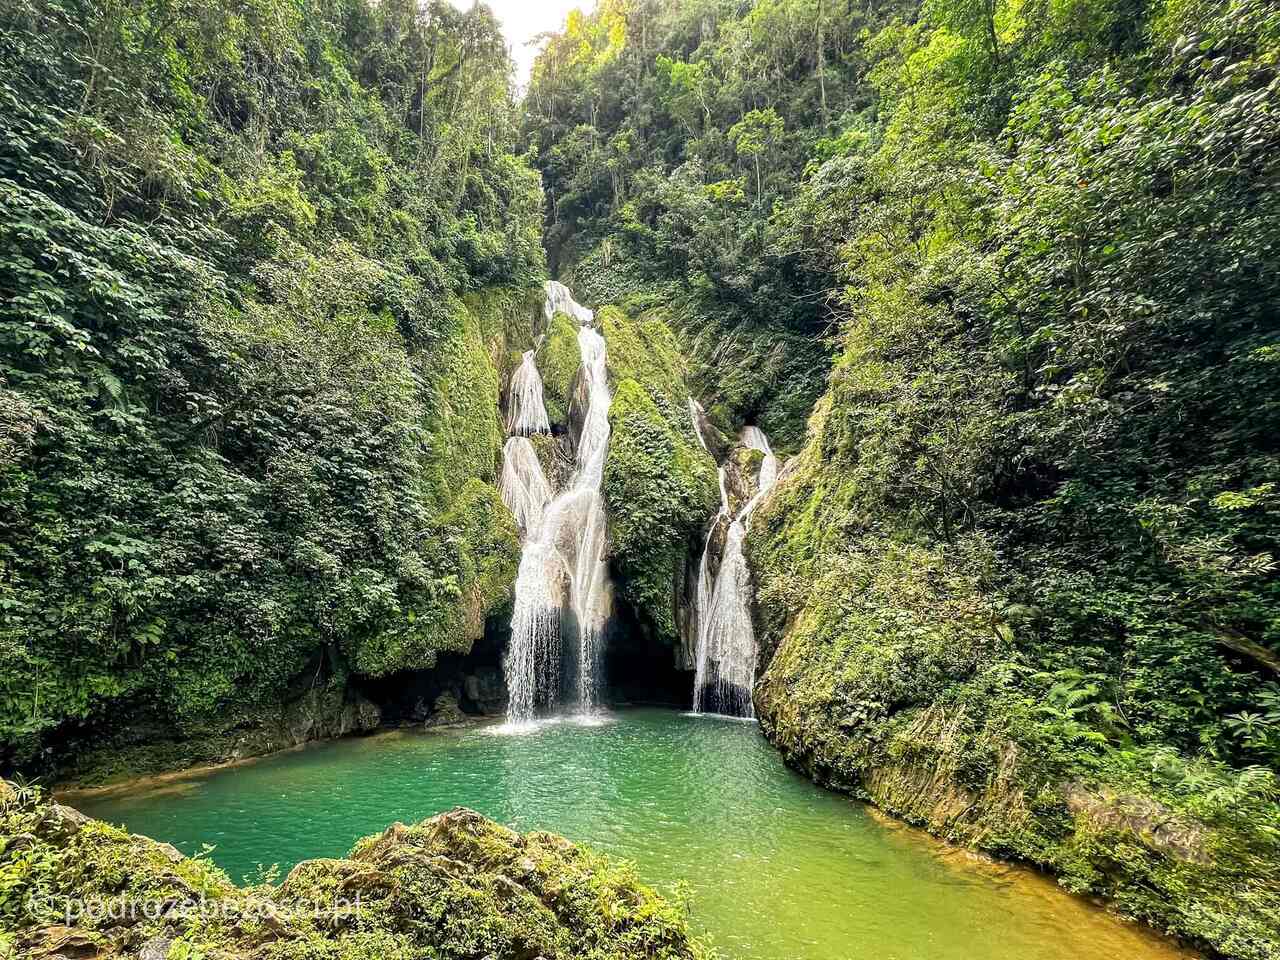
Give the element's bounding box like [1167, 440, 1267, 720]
[1, 782, 713, 960]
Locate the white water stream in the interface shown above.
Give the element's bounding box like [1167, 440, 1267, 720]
[498, 436, 552, 538]
[691, 404, 779, 718]
[543, 279, 595, 326]
[506, 351, 551, 436]
[503, 282, 613, 726]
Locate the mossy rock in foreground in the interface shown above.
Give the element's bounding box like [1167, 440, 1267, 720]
[0, 783, 715, 960]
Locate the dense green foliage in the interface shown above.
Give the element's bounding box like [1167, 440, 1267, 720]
[0, 781, 714, 959]
[1, 0, 1276, 950]
[524, 0, 899, 447]
[527, 0, 1280, 954]
[740, 0, 1280, 955]
[0, 0, 544, 769]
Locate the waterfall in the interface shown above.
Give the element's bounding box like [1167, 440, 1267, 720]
[505, 541, 563, 721]
[690, 410, 779, 718]
[502, 282, 613, 726]
[499, 437, 552, 537]
[546, 323, 613, 711]
[544, 279, 595, 327]
[507, 351, 551, 436]
[688, 397, 711, 454]
[739, 425, 779, 524]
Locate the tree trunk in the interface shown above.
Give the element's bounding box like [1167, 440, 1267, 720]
[817, 0, 828, 123]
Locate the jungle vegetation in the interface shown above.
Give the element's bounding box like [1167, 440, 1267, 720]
[0, 0, 1277, 953]
[0, 0, 544, 769]
[524, 0, 1280, 955]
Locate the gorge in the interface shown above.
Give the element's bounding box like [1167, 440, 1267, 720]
[2, 0, 1278, 958]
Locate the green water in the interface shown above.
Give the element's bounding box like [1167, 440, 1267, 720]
[79, 709, 1188, 960]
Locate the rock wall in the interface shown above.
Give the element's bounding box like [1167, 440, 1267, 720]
[598, 305, 718, 672]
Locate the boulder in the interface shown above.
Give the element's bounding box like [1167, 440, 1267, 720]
[424, 692, 467, 728]
[138, 936, 173, 960]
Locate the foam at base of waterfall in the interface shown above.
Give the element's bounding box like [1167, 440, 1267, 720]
[504, 601, 561, 724]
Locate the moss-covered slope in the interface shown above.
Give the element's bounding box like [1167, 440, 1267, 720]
[0, 782, 713, 960]
[562, 243, 828, 456]
[540, 310, 584, 429]
[751, 374, 1280, 959]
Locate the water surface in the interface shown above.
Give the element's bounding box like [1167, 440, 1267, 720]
[79, 709, 1191, 960]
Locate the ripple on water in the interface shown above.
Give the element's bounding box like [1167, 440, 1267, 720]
[77, 709, 1198, 960]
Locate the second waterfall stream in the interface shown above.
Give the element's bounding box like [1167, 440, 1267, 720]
[690, 403, 779, 718]
[499, 281, 613, 727]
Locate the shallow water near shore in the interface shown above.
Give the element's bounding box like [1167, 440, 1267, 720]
[79, 708, 1194, 960]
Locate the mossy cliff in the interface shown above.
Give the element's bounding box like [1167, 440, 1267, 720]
[561, 243, 826, 457]
[598, 305, 717, 663]
[14, 287, 538, 785]
[0, 782, 713, 960]
[750, 347, 1280, 958]
[0, 0, 548, 780]
[347, 290, 532, 678]
[539, 310, 584, 429]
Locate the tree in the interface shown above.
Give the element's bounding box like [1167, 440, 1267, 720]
[728, 107, 784, 203]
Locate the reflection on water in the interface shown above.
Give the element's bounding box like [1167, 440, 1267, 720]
[77, 709, 1195, 960]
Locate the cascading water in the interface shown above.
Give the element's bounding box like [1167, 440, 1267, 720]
[502, 281, 613, 726]
[507, 351, 551, 436]
[542, 323, 613, 711]
[690, 409, 780, 718]
[544, 279, 595, 326]
[499, 437, 552, 537]
[739, 425, 779, 524]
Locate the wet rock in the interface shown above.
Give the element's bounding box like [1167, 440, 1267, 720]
[463, 668, 508, 715]
[4, 793, 707, 960]
[131, 835, 185, 864]
[6, 831, 37, 852]
[566, 367, 590, 451]
[19, 925, 107, 958]
[721, 455, 756, 515]
[280, 858, 364, 898]
[1065, 784, 1212, 865]
[530, 432, 574, 491]
[340, 696, 382, 735]
[424, 692, 467, 728]
[689, 402, 732, 462]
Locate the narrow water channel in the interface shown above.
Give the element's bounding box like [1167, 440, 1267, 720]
[77, 709, 1193, 960]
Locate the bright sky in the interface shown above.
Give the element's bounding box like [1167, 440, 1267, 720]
[450, 0, 588, 87]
